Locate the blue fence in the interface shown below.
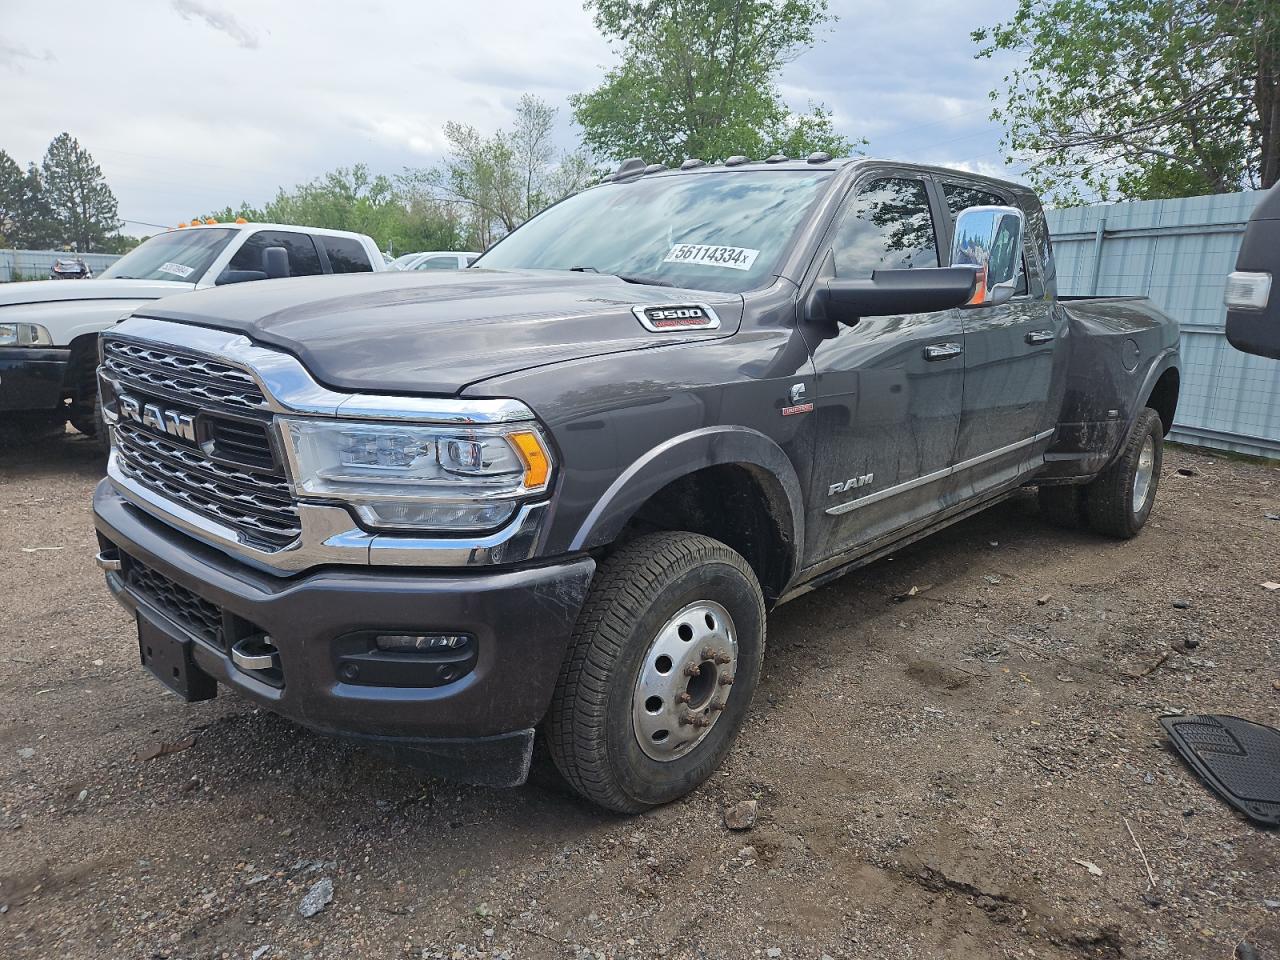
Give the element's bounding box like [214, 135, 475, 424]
[1047, 191, 1279, 459]
[0, 249, 122, 283]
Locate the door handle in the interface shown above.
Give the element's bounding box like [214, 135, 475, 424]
[923, 342, 963, 361]
[1025, 330, 1055, 344]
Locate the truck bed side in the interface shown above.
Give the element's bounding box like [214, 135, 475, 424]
[1039, 296, 1180, 483]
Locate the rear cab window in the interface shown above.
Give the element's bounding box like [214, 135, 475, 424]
[321, 236, 374, 273]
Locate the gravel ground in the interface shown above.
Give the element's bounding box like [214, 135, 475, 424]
[1, 432, 1278, 960]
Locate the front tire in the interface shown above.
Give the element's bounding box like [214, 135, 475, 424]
[546, 532, 766, 813]
[1084, 407, 1164, 539]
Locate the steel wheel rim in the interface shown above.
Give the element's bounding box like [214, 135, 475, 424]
[632, 600, 738, 762]
[1132, 434, 1155, 514]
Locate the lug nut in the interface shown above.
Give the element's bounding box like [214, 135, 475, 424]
[709, 699, 726, 712]
[719, 674, 735, 686]
[676, 692, 692, 704]
[683, 663, 702, 677]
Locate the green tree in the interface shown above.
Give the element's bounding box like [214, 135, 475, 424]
[201, 166, 465, 255]
[0, 150, 57, 248]
[572, 0, 857, 167]
[421, 95, 598, 249]
[41, 133, 120, 250]
[975, 0, 1280, 204]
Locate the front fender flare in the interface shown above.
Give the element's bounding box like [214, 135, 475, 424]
[568, 425, 805, 567]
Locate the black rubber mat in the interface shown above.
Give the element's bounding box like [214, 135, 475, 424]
[1161, 715, 1280, 827]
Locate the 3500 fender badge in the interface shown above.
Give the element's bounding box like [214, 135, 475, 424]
[633, 304, 721, 332]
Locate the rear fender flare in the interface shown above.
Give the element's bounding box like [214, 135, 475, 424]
[568, 426, 805, 568]
[1098, 348, 1178, 471]
[1136, 349, 1179, 424]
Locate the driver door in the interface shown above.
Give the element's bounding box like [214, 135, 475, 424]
[800, 173, 964, 564]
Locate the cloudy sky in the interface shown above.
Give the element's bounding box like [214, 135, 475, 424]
[1, 0, 1024, 235]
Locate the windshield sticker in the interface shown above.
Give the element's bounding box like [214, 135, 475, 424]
[157, 261, 195, 279]
[663, 243, 760, 272]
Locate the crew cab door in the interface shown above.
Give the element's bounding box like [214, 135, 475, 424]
[938, 181, 1065, 496]
[800, 173, 964, 562]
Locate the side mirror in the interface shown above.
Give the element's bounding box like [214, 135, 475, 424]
[814, 267, 980, 326]
[951, 205, 1026, 308]
[262, 246, 291, 279]
[215, 269, 268, 285]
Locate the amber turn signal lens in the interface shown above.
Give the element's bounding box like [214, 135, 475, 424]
[508, 431, 551, 489]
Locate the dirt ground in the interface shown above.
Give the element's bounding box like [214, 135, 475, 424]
[1, 432, 1277, 960]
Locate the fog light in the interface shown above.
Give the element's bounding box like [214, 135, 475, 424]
[374, 633, 472, 652]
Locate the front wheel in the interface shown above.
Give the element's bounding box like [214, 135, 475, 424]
[1084, 407, 1164, 539]
[546, 532, 766, 813]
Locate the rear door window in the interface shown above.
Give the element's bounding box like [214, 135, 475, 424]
[832, 177, 939, 277]
[320, 236, 374, 273]
[226, 230, 323, 278]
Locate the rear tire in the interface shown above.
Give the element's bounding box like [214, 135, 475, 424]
[1037, 484, 1088, 529]
[1084, 407, 1163, 539]
[546, 532, 766, 813]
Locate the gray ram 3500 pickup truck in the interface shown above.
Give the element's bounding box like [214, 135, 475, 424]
[93, 156, 1180, 812]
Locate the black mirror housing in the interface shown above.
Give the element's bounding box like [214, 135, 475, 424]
[215, 269, 268, 286]
[815, 267, 980, 325]
[262, 246, 291, 279]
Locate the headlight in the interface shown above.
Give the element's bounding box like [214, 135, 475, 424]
[0, 323, 53, 347]
[279, 417, 553, 532]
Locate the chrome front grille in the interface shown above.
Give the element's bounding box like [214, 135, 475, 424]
[101, 338, 267, 413]
[103, 336, 301, 551]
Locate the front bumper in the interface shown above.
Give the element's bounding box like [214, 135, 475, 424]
[0, 346, 70, 412]
[93, 480, 595, 786]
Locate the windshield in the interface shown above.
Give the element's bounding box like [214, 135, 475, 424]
[475, 170, 834, 294]
[101, 228, 235, 282]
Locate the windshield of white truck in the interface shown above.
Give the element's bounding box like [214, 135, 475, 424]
[100, 228, 235, 282]
[475, 170, 834, 294]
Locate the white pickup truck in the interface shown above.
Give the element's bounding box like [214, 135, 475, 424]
[0, 222, 384, 445]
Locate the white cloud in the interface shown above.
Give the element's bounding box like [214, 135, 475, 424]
[0, 40, 55, 71]
[170, 0, 259, 49]
[0, 0, 1029, 229]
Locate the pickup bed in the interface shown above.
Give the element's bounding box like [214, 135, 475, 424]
[91, 157, 1179, 812]
[0, 222, 383, 444]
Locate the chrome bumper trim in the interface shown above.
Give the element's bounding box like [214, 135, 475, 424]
[106, 452, 549, 573]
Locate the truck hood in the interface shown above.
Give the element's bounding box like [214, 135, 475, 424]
[0, 277, 194, 307]
[137, 269, 745, 395]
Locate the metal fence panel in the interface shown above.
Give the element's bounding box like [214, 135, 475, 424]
[1047, 191, 1280, 459]
[0, 249, 122, 283]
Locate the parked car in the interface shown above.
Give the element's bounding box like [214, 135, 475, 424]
[0, 221, 383, 446]
[1225, 182, 1279, 358]
[50, 256, 93, 280]
[390, 251, 479, 271]
[91, 156, 1179, 812]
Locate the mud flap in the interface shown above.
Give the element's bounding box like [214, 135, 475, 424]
[1161, 715, 1280, 827]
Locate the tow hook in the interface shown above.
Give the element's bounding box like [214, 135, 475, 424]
[231, 634, 280, 673]
[94, 549, 122, 573]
